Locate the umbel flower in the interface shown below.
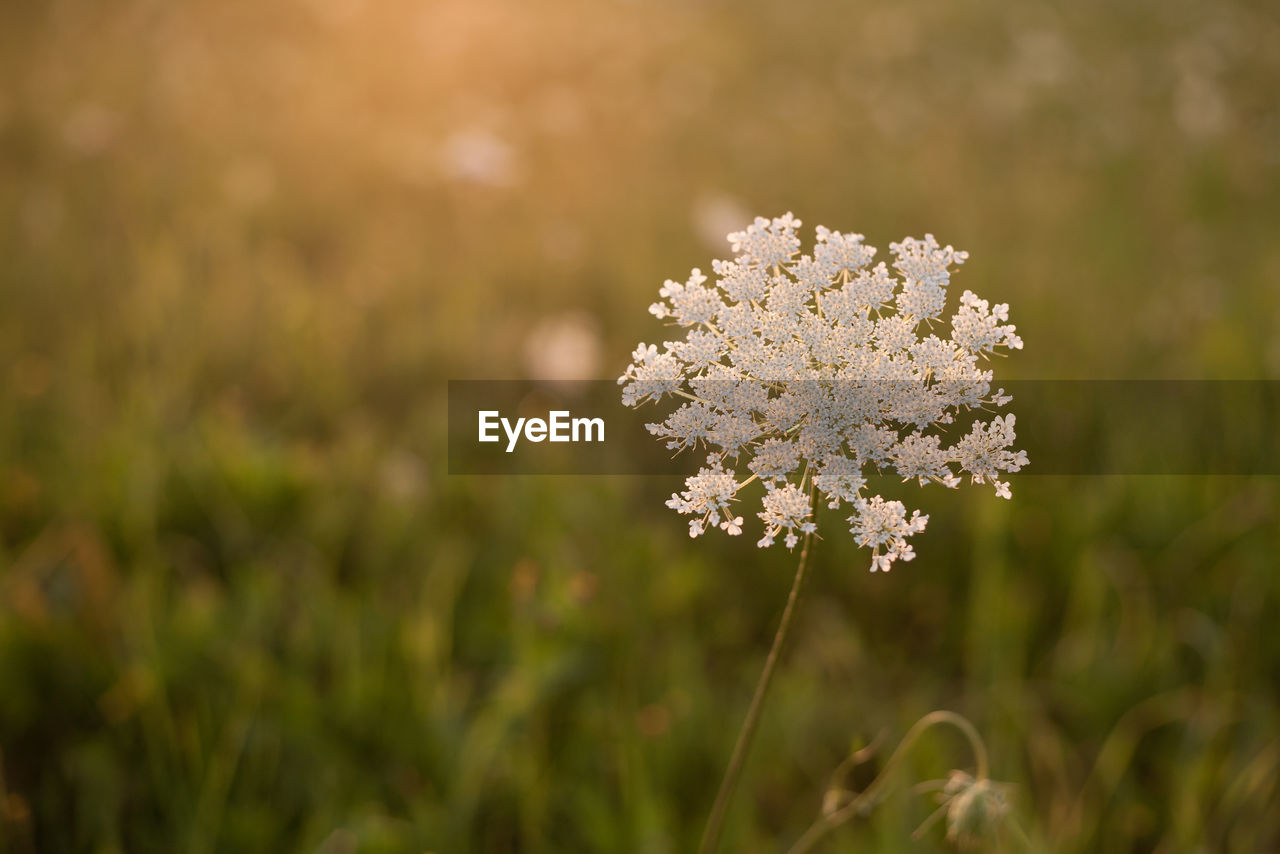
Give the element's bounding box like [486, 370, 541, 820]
[619, 213, 1027, 572]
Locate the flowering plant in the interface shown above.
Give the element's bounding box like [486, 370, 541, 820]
[619, 213, 1027, 571]
[622, 213, 1028, 852]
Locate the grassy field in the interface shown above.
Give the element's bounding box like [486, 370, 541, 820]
[3, 0, 1280, 851]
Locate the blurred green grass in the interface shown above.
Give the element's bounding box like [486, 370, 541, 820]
[3, 0, 1280, 851]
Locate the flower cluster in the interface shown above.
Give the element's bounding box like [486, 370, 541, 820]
[620, 214, 1027, 571]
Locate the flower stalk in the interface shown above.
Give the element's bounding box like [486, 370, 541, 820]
[698, 518, 816, 854]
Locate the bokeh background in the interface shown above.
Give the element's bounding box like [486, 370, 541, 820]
[3, 0, 1280, 851]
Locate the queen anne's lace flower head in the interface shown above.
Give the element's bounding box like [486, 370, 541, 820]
[619, 213, 1027, 572]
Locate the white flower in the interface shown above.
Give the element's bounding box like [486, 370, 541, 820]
[893, 433, 952, 486]
[889, 234, 968, 288]
[812, 454, 867, 508]
[951, 290, 1024, 354]
[664, 456, 742, 538]
[849, 496, 929, 572]
[814, 226, 876, 274]
[728, 213, 803, 268]
[757, 482, 816, 550]
[748, 438, 802, 484]
[621, 214, 1027, 571]
[951, 414, 1028, 499]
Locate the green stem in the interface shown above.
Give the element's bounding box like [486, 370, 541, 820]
[786, 710, 990, 854]
[697, 525, 817, 854]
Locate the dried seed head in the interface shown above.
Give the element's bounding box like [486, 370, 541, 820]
[941, 771, 1011, 848]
